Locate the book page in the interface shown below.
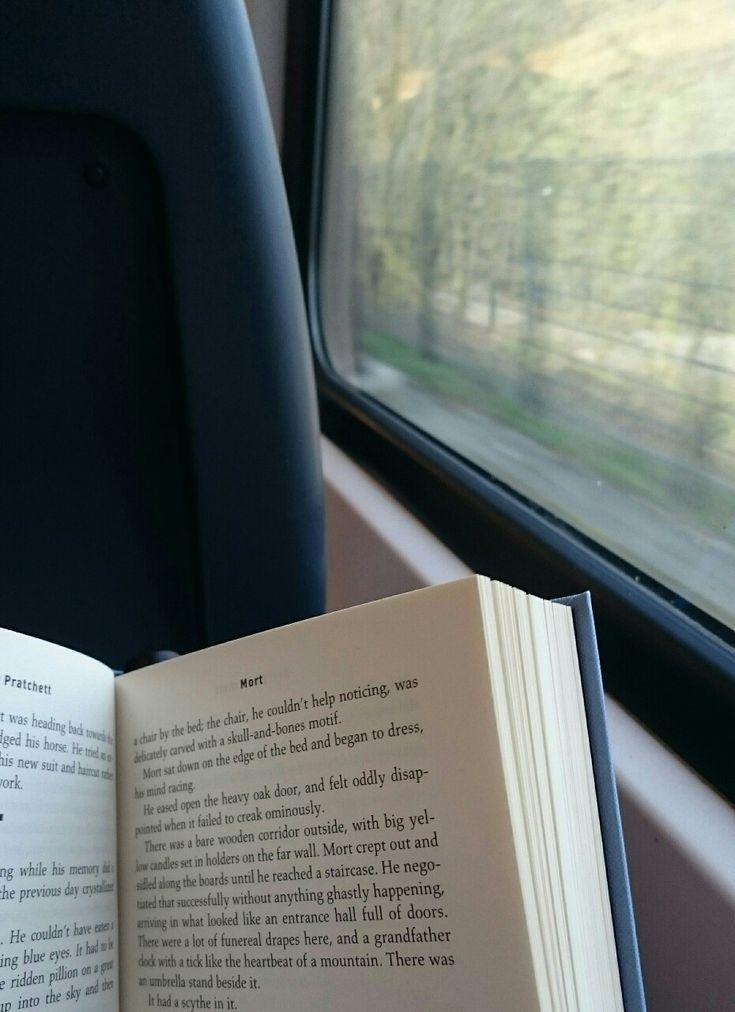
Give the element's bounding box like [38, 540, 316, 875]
[116, 579, 539, 1012]
[0, 629, 117, 1010]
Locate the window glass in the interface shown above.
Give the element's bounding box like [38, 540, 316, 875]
[319, 0, 735, 630]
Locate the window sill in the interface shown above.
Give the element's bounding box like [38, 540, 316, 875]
[322, 435, 735, 1012]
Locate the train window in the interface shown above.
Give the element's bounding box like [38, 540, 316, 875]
[282, 0, 735, 798]
[318, 0, 735, 633]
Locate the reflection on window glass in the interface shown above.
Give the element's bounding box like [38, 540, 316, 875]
[320, 0, 735, 630]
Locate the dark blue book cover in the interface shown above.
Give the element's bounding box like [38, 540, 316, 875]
[557, 593, 647, 1012]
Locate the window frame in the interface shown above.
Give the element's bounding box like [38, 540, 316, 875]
[282, 0, 735, 802]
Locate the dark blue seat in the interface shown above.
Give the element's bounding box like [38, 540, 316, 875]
[0, 0, 324, 666]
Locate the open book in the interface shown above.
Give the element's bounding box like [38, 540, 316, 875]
[0, 577, 644, 1011]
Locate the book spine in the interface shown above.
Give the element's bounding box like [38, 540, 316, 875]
[556, 593, 647, 1012]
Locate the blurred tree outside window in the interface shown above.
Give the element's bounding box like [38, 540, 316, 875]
[320, 0, 735, 630]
